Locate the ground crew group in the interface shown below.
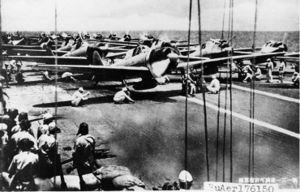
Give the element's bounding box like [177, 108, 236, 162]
[240, 58, 297, 84]
[0, 107, 195, 190]
[182, 72, 221, 96]
[0, 107, 98, 190]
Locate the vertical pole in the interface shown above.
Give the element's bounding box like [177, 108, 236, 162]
[251, 0, 258, 179]
[197, 0, 210, 182]
[0, 0, 2, 71]
[185, 0, 193, 172]
[229, 0, 234, 183]
[0, 0, 4, 115]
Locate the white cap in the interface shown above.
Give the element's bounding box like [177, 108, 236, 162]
[78, 87, 84, 92]
[10, 60, 16, 65]
[43, 112, 53, 120]
[0, 123, 8, 131]
[40, 124, 49, 134]
[178, 170, 193, 183]
[122, 87, 128, 91]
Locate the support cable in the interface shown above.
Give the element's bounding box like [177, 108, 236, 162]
[215, 71, 222, 181]
[184, 0, 193, 172]
[0, 0, 2, 70]
[221, 0, 227, 39]
[229, 0, 234, 182]
[222, 0, 233, 181]
[197, 0, 210, 181]
[222, 55, 229, 182]
[251, 0, 258, 178]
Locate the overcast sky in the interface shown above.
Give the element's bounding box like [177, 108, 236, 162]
[1, 0, 299, 31]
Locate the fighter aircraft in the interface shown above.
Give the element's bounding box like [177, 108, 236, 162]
[3, 33, 139, 64]
[30, 40, 288, 91]
[3, 33, 290, 87]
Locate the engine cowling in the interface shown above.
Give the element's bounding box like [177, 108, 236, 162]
[146, 44, 180, 79]
[86, 46, 105, 65]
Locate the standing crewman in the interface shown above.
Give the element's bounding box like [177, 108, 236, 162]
[266, 58, 274, 83]
[0, 83, 9, 114]
[37, 122, 61, 178]
[278, 59, 286, 83]
[73, 122, 95, 189]
[10, 120, 37, 156]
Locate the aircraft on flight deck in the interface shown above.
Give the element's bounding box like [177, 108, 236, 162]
[3, 33, 292, 89]
[30, 39, 288, 91]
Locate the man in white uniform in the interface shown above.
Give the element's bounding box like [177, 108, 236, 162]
[71, 87, 90, 106]
[206, 74, 220, 94]
[113, 87, 135, 104]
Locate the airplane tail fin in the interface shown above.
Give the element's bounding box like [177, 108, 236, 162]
[282, 32, 288, 45]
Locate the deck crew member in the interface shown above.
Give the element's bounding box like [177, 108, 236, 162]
[242, 64, 253, 82]
[37, 122, 61, 178]
[253, 66, 263, 80]
[10, 112, 29, 135]
[2, 138, 39, 190]
[278, 59, 286, 83]
[0, 83, 9, 114]
[71, 87, 90, 107]
[206, 74, 220, 94]
[266, 58, 274, 83]
[292, 72, 299, 87]
[62, 72, 78, 82]
[0, 123, 9, 172]
[73, 122, 96, 174]
[182, 73, 197, 96]
[113, 87, 135, 104]
[11, 120, 37, 154]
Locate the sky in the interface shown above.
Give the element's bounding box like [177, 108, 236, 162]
[1, 0, 299, 31]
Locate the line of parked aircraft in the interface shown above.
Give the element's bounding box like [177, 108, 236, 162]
[1, 32, 299, 90]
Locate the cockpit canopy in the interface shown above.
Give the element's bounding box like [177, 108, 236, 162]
[261, 41, 288, 53]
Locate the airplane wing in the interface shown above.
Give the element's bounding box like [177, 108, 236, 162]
[32, 64, 151, 81]
[234, 47, 262, 52]
[106, 52, 127, 59]
[7, 48, 67, 56]
[178, 55, 210, 61]
[177, 52, 286, 69]
[5, 55, 88, 65]
[284, 52, 300, 57]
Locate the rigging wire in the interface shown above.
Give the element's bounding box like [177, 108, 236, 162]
[251, 0, 258, 178]
[221, 0, 227, 39]
[222, 0, 233, 182]
[0, 0, 2, 87]
[222, 58, 228, 182]
[184, 0, 193, 172]
[215, 71, 222, 181]
[229, 0, 234, 182]
[249, 0, 258, 181]
[197, 0, 210, 181]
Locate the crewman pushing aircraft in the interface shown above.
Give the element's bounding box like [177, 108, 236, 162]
[113, 87, 135, 104]
[71, 87, 90, 107]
